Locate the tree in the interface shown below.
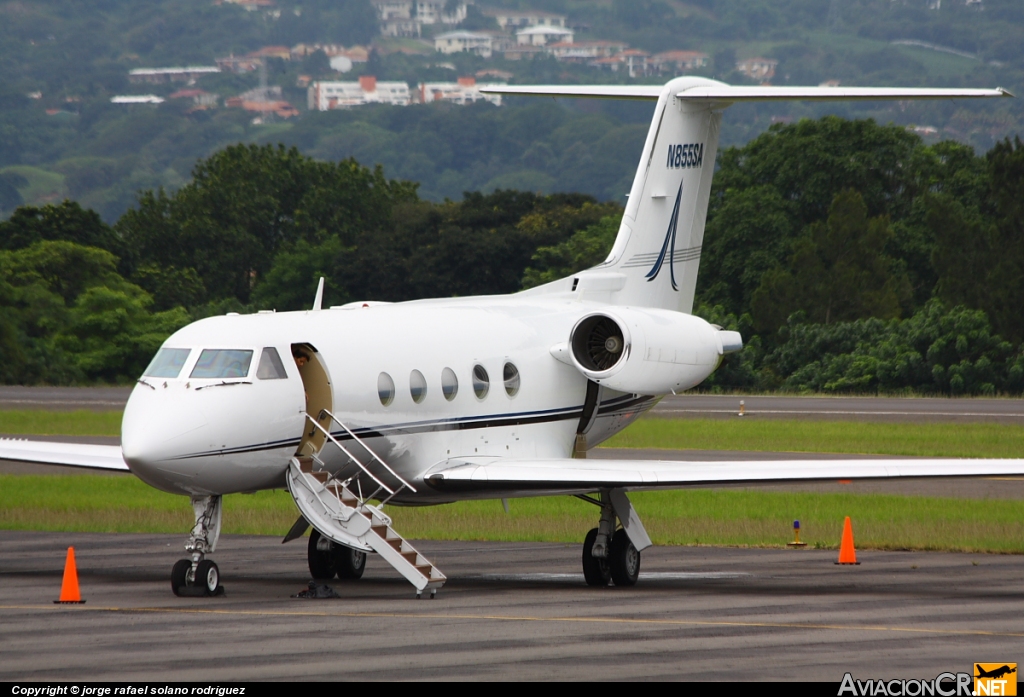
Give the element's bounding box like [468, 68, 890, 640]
[0, 201, 124, 261]
[751, 190, 909, 332]
[117, 145, 418, 306]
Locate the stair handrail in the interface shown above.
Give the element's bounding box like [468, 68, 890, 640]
[303, 414, 395, 497]
[319, 408, 418, 494]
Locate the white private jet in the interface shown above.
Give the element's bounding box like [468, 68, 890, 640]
[2, 77, 1019, 598]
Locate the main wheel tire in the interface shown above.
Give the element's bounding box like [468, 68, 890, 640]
[194, 559, 220, 595]
[609, 529, 640, 587]
[307, 529, 336, 579]
[333, 545, 367, 580]
[582, 527, 611, 587]
[171, 559, 191, 596]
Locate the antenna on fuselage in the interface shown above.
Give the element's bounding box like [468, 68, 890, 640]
[312, 277, 324, 311]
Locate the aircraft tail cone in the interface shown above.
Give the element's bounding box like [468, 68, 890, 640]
[54, 546, 86, 604]
[835, 517, 860, 565]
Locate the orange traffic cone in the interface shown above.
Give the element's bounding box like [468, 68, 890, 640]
[835, 517, 860, 565]
[54, 546, 85, 604]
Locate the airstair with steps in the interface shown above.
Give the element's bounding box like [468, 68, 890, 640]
[286, 409, 446, 597]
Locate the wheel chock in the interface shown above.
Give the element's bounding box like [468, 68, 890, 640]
[292, 581, 340, 599]
[54, 546, 85, 604]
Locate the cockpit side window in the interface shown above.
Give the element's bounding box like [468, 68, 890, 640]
[256, 347, 288, 379]
[143, 348, 191, 378]
[190, 349, 253, 379]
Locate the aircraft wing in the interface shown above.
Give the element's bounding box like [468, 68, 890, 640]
[0, 438, 129, 472]
[424, 456, 1024, 495]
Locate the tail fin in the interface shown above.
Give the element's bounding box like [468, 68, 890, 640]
[485, 80, 1009, 313]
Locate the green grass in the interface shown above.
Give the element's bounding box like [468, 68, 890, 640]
[604, 418, 1024, 458]
[0, 165, 66, 205]
[0, 410, 122, 437]
[2, 474, 1022, 552]
[5, 411, 1024, 551]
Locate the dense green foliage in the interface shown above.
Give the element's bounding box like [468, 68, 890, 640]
[1, 115, 1023, 393]
[0, 144, 621, 383]
[697, 120, 1024, 394]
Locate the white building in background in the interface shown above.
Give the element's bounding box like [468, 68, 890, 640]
[128, 66, 221, 84]
[482, 9, 566, 30]
[417, 77, 503, 105]
[516, 25, 573, 46]
[308, 76, 411, 110]
[111, 95, 165, 104]
[372, 0, 468, 37]
[434, 31, 493, 57]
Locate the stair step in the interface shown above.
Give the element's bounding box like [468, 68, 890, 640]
[415, 565, 433, 577]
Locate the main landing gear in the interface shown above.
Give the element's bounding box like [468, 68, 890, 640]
[578, 489, 651, 587]
[307, 528, 367, 581]
[171, 495, 225, 597]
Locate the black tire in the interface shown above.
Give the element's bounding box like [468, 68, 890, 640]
[333, 545, 367, 580]
[195, 559, 220, 595]
[171, 559, 191, 596]
[609, 529, 640, 587]
[307, 529, 336, 579]
[582, 527, 611, 587]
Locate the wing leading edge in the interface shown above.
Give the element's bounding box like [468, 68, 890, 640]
[0, 438, 129, 472]
[479, 84, 1012, 103]
[425, 456, 1024, 495]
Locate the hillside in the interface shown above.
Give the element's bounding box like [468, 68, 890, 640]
[0, 0, 1021, 221]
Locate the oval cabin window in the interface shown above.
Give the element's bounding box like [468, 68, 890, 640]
[472, 364, 489, 400]
[378, 372, 395, 406]
[503, 362, 520, 397]
[441, 367, 458, 401]
[410, 370, 427, 404]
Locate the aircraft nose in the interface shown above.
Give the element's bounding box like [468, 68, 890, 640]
[121, 383, 211, 493]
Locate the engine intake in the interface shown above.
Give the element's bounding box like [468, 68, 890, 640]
[568, 309, 741, 395]
[571, 315, 628, 372]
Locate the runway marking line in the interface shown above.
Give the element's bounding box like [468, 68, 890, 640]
[2, 604, 1023, 639]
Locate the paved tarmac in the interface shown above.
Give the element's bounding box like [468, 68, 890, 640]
[1, 531, 1021, 681]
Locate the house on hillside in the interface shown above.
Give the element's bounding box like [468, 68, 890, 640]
[417, 77, 503, 105]
[128, 67, 221, 84]
[516, 25, 573, 46]
[216, 55, 260, 73]
[650, 50, 708, 74]
[591, 49, 650, 77]
[736, 57, 777, 80]
[308, 76, 411, 109]
[372, 0, 468, 37]
[168, 89, 219, 107]
[482, 9, 566, 29]
[434, 31, 493, 58]
[548, 40, 626, 62]
[250, 46, 292, 61]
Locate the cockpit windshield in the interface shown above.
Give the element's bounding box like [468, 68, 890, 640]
[143, 348, 191, 378]
[189, 349, 253, 379]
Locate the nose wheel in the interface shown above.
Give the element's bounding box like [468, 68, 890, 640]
[171, 558, 223, 597]
[171, 494, 225, 597]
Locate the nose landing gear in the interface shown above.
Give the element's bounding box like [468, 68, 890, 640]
[171, 495, 225, 597]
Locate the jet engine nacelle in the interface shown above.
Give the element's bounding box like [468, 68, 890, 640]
[567, 308, 742, 395]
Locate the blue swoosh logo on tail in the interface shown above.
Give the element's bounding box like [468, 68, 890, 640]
[645, 182, 683, 290]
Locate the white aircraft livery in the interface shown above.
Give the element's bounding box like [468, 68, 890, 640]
[2, 77, 1018, 597]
